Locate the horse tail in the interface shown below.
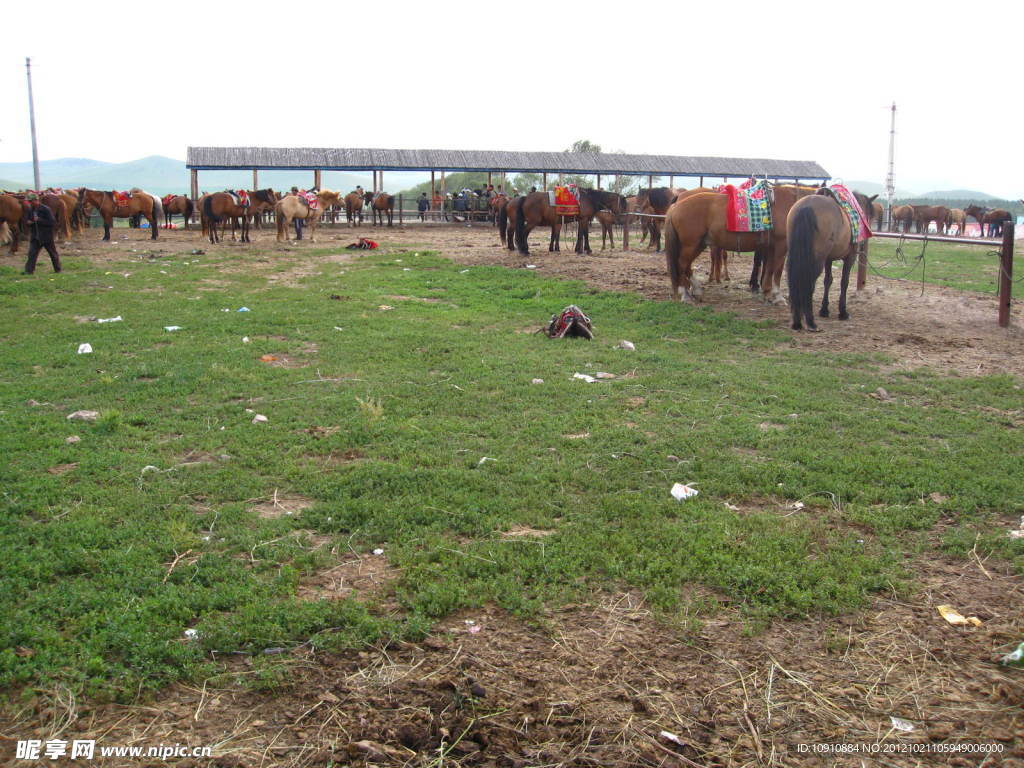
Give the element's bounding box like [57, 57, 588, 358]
[203, 194, 219, 224]
[185, 197, 194, 222]
[787, 204, 818, 323]
[498, 200, 508, 244]
[514, 196, 527, 252]
[150, 193, 163, 224]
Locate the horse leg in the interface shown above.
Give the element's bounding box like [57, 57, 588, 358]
[749, 250, 761, 293]
[722, 251, 730, 281]
[819, 261, 833, 317]
[837, 252, 854, 320]
[102, 217, 111, 241]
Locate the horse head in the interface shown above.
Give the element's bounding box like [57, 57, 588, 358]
[363, 192, 374, 205]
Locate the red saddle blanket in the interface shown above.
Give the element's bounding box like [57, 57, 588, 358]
[301, 192, 319, 210]
[162, 194, 176, 206]
[113, 191, 131, 208]
[720, 178, 772, 232]
[229, 190, 250, 208]
[551, 186, 579, 216]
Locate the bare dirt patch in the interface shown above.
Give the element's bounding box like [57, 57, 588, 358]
[297, 550, 399, 602]
[10, 555, 1019, 767]
[250, 493, 315, 520]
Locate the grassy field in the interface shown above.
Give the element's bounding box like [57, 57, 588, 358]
[868, 236, 1007, 294]
[1, 242, 1022, 704]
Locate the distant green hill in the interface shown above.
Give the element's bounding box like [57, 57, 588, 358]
[919, 189, 1000, 201]
[0, 177, 28, 192]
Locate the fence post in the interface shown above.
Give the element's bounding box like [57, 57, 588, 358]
[622, 214, 629, 251]
[999, 223, 1014, 327]
[856, 240, 868, 291]
[398, 194, 403, 226]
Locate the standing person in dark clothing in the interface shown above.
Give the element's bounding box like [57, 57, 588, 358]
[23, 193, 62, 275]
[417, 192, 429, 221]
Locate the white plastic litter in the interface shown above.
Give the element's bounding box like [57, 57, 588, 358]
[372, 548, 384, 555]
[164, 326, 182, 332]
[617, 340, 636, 351]
[237, 307, 250, 312]
[660, 730, 685, 746]
[1001, 642, 1024, 665]
[333, 326, 344, 331]
[595, 372, 616, 379]
[1008, 516, 1024, 539]
[183, 629, 198, 640]
[671, 483, 699, 501]
[526, 264, 537, 269]
[65, 435, 81, 444]
[141, 465, 161, 474]
[77, 343, 93, 354]
[67, 410, 99, 422]
[791, 501, 805, 510]
[889, 716, 915, 732]
[242, 336, 250, 344]
[478, 457, 496, 465]
[573, 373, 597, 383]
[252, 414, 268, 424]
[531, 378, 544, 384]
[96, 316, 122, 323]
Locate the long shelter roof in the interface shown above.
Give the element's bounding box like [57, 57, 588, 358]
[186, 147, 830, 180]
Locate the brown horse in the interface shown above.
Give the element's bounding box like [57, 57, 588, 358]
[363, 191, 396, 226]
[0, 193, 27, 253]
[871, 200, 884, 230]
[912, 205, 949, 234]
[635, 187, 679, 251]
[80, 188, 159, 240]
[344, 192, 365, 226]
[947, 208, 967, 236]
[489, 194, 508, 227]
[890, 204, 914, 232]
[203, 192, 253, 244]
[786, 189, 874, 331]
[163, 195, 194, 229]
[662, 184, 825, 305]
[976, 206, 1013, 237]
[275, 189, 343, 242]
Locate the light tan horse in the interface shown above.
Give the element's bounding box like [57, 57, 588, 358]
[947, 208, 967, 236]
[275, 189, 343, 242]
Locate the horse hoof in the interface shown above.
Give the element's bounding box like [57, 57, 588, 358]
[819, 309, 830, 318]
[838, 312, 850, 320]
[807, 325, 822, 333]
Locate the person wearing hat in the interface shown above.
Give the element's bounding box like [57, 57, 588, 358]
[23, 193, 62, 275]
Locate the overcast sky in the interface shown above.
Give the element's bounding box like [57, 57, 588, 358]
[2, 1, 1020, 197]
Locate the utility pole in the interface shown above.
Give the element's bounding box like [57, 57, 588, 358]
[884, 102, 896, 229]
[26, 57, 41, 191]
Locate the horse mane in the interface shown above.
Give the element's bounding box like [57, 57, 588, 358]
[646, 187, 674, 209]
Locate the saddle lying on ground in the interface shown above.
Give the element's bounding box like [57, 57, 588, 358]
[820, 184, 872, 244]
[545, 305, 594, 339]
[344, 238, 378, 250]
[721, 178, 772, 232]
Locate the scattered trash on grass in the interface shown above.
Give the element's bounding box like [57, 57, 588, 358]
[1001, 642, 1024, 666]
[183, 629, 199, 639]
[378, 305, 395, 311]
[660, 730, 686, 746]
[96, 316, 122, 323]
[140, 465, 161, 474]
[617, 340, 636, 351]
[723, 502, 740, 511]
[1008, 516, 1024, 540]
[163, 326, 182, 332]
[65, 436, 80, 444]
[236, 307, 250, 312]
[242, 336, 250, 344]
[259, 355, 278, 363]
[526, 264, 537, 269]
[889, 716, 915, 732]
[595, 371, 616, 379]
[477, 457, 496, 465]
[333, 326, 344, 331]
[77, 343, 93, 354]
[791, 501, 805, 510]
[531, 378, 544, 384]
[671, 483, 699, 501]
[67, 410, 99, 422]
[937, 604, 982, 627]
[573, 373, 597, 383]
[372, 548, 384, 556]
[190, 249, 205, 255]
[252, 414, 269, 425]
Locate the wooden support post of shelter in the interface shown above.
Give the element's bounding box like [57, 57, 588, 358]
[398, 194, 403, 226]
[669, 175, 673, 190]
[596, 174, 601, 190]
[441, 171, 446, 198]
[700, 175, 704, 187]
[487, 171, 492, 188]
[999, 224, 1014, 328]
[542, 173, 547, 191]
[190, 169, 198, 201]
[314, 169, 321, 190]
[648, 175, 653, 189]
[252, 169, 258, 191]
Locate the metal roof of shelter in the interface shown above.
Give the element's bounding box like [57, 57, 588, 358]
[186, 147, 830, 180]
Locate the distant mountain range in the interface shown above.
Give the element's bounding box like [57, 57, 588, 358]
[844, 180, 1002, 201]
[0, 156, 383, 197]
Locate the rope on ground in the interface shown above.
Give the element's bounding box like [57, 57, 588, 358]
[868, 232, 930, 294]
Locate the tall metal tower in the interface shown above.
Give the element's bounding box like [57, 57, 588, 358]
[26, 57, 41, 191]
[884, 102, 896, 225]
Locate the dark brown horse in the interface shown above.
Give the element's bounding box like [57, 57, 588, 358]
[489, 193, 508, 227]
[871, 200, 884, 230]
[202, 190, 277, 243]
[786, 189, 873, 331]
[163, 195, 194, 229]
[965, 204, 1013, 237]
[0, 193, 26, 253]
[80, 188, 159, 240]
[662, 184, 824, 305]
[363, 191, 395, 226]
[344, 192, 365, 226]
[510, 188, 626, 255]
[635, 187, 679, 251]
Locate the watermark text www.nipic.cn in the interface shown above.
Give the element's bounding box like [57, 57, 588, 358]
[797, 742, 1005, 755]
[15, 739, 213, 761]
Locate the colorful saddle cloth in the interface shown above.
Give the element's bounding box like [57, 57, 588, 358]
[550, 185, 580, 216]
[161, 194, 176, 207]
[722, 178, 772, 232]
[827, 184, 872, 244]
[113, 191, 131, 208]
[227, 190, 250, 208]
[303, 192, 319, 210]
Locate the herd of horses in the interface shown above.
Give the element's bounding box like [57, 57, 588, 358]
[3, 181, 1015, 332]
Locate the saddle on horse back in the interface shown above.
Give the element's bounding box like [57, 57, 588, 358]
[113, 190, 132, 208]
[720, 178, 772, 232]
[549, 186, 580, 216]
[819, 184, 872, 244]
[227, 190, 250, 208]
[161, 194, 176, 207]
[298, 191, 319, 210]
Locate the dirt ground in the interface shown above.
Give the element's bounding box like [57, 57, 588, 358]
[2, 224, 1023, 766]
